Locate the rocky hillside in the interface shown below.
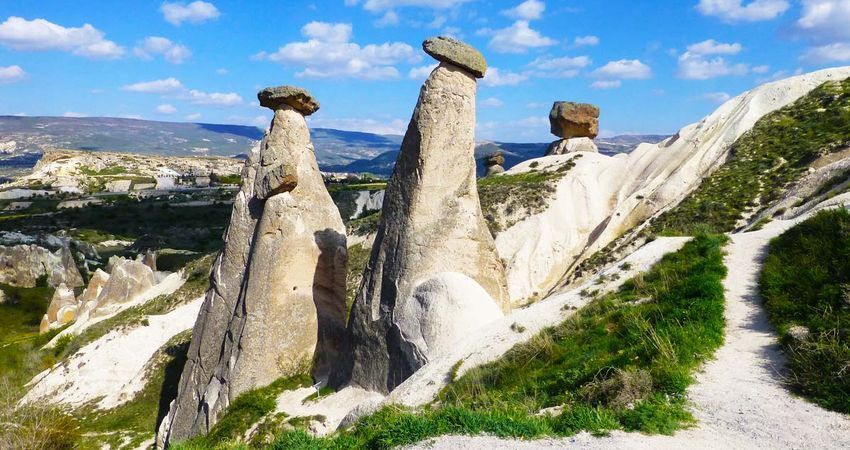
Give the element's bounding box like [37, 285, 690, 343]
[3, 34, 850, 450]
[0, 116, 658, 178]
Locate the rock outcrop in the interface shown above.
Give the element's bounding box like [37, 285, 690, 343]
[546, 102, 600, 156]
[0, 244, 84, 288]
[39, 283, 77, 333]
[333, 37, 509, 394]
[159, 86, 347, 446]
[484, 151, 506, 176]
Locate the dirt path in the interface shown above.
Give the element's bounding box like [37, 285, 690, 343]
[413, 214, 850, 449]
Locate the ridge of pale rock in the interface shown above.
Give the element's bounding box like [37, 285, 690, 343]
[423, 36, 487, 78]
[159, 89, 347, 446]
[333, 40, 508, 394]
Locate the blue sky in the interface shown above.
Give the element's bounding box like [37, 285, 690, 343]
[1, 0, 849, 142]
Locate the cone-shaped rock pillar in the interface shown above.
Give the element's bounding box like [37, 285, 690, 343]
[332, 37, 510, 394]
[158, 86, 347, 446]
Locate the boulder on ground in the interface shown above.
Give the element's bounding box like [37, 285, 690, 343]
[333, 38, 509, 394]
[549, 102, 600, 139]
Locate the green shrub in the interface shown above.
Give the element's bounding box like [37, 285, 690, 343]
[760, 208, 850, 412]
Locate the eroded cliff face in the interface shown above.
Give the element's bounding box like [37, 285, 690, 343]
[334, 38, 509, 394]
[159, 89, 347, 446]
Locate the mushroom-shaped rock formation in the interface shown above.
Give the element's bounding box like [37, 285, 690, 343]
[332, 37, 509, 394]
[423, 36, 487, 78]
[484, 151, 506, 176]
[158, 86, 348, 446]
[546, 102, 600, 156]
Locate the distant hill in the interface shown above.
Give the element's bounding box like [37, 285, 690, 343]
[0, 116, 665, 177]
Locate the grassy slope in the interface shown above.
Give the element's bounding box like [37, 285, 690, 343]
[760, 208, 850, 413]
[652, 77, 850, 235]
[255, 234, 728, 449]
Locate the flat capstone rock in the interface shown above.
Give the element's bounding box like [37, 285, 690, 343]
[257, 86, 320, 115]
[423, 36, 487, 78]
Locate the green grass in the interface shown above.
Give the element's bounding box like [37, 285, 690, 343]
[260, 234, 727, 449]
[348, 211, 381, 237]
[345, 244, 371, 321]
[760, 208, 850, 413]
[652, 77, 850, 235]
[0, 282, 61, 386]
[478, 157, 580, 234]
[175, 374, 313, 449]
[80, 165, 129, 176]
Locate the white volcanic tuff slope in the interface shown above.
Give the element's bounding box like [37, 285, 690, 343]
[23, 296, 203, 410]
[497, 66, 850, 302]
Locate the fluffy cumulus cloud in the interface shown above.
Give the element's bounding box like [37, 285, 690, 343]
[573, 35, 599, 47]
[481, 67, 529, 86]
[0, 17, 124, 59]
[699, 92, 733, 103]
[591, 80, 622, 89]
[122, 77, 242, 106]
[134, 37, 191, 64]
[408, 63, 437, 80]
[527, 55, 590, 78]
[697, 0, 790, 22]
[801, 42, 850, 62]
[677, 39, 748, 79]
[156, 104, 177, 114]
[258, 22, 418, 79]
[0, 65, 26, 84]
[479, 96, 504, 108]
[160, 1, 220, 26]
[484, 20, 556, 53]
[502, 0, 545, 20]
[592, 59, 652, 80]
[795, 1, 850, 63]
[480, 0, 555, 53]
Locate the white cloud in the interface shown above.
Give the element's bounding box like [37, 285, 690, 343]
[797, 0, 850, 42]
[591, 80, 622, 89]
[573, 35, 599, 47]
[592, 59, 652, 79]
[122, 77, 185, 94]
[160, 1, 220, 26]
[699, 92, 732, 103]
[526, 102, 548, 109]
[697, 0, 790, 22]
[357, 0, 469, 11]
[62, 112, 87, 118]
[486, 20, 556, 53]
[259, 22, 417, 79]
[677, 39, 748, 79]
[156, 104, 177, 114]
[408, 63, 437, 80]
[0, 17, 124, 59]
[133, 36, 191, 63]
[375, 11, 400, 27]
[481, 67, 529, 86]
[528, 55, 590, 77]
[185, 113, 202, 121]
[685, 39, 742, 56]
[502, 0, 545, 20]
[216, 68, 228, 75]
[122, 77, 243, 106]
[480, 96, 504, 108]
[801, 42, 850, 62]
[307, 116, 408, 135]
[752, 64, 770, 73]
[0, 65, 26, 84]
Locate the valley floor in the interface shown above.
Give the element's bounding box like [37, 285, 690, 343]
[412, 205, 850, 449]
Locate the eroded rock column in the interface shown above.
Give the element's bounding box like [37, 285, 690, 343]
[158, 86, 347, 446]
[333, 37, 510, 394]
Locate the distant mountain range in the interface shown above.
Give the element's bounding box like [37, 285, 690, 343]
[0, 116, 666, 176]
